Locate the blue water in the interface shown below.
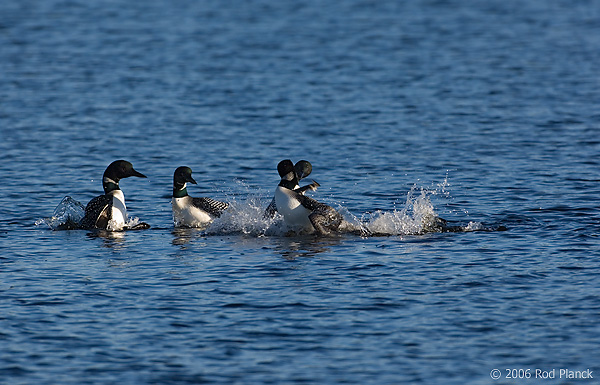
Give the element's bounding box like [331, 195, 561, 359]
[2, 0, 600, 383]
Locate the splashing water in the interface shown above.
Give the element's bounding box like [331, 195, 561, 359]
[37, 196, 150, 231]
[204, 184, 460, 237]
[108, 216, 149, 232]
[367, 187, 441, 235]
[40, 182, 487, 235]
[207, 195, 282, 236]
[36, 196, 85, 230]
[356, 186, 449, 236]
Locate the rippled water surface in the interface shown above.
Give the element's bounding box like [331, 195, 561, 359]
[1, 0, 600, 384]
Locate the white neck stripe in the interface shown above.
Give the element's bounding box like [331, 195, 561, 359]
[103, 177, 118, 185]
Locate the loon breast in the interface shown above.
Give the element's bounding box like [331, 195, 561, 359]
[108, 190, 127, 230]
[274, 186, 313, 229]
[172, 196, 213, 227]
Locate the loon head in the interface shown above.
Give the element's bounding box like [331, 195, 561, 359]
[173, 166, 197, 197]
[294, 160, 312, 181]
[102, 160, 147, 193]
[277, 159, 299, 189]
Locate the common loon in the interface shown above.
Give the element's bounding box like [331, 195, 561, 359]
[273, 159, 342, 235]
[264, 160, 319, 218]
[172, 166, 229, 228]
[79, 160, 147, 231]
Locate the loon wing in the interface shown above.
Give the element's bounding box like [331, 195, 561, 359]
[294, 192, 321, 211]
[293, 191, 342, 235]
[296, 180, 320, 195]
[80, 194, 112, 229]
[191, 197, 229, 218]
[263, 198, 278, 219]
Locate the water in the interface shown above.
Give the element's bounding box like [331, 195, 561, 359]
[1, 0, 600, 383]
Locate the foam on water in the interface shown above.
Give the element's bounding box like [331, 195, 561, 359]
[109, 216, 147, 231]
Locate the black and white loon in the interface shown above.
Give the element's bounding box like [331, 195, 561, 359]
[273, 159, 342, 235]
[79, 160, 147, 231]
[264, 160, 319, 218]
[172, 166, 229, 228]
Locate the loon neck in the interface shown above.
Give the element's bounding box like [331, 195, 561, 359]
[173, 183, 188, 198]
[278, 179, 298, 190]
[103, 177, 120, 194]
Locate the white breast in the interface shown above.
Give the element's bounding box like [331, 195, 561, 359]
[274, 186, 313, 231]
[108, 190, 127, 231]
[172, 196, 213, 228]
